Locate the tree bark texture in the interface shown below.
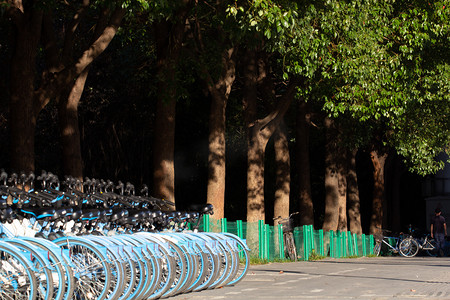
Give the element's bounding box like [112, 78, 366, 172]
[273, 120, 291, 225]
[370, 150, 388, 235]
[7, 2, 124, 175]
[337, 146, 348, 232]
[153, 3, 191, 210]
[58, 69, 88, 181]
[8, 7, 43, 173]
[323, 117, 340, 231]
[347, 148, 362, 234]
[244, 51, 299, 224]
[205, 48, 236, 220]
[295, 99, 314, 226]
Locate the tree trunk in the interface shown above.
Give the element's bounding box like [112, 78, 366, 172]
[244, 53, 298, 224]
[206, 90, 227, 220]
[206, 48, 236, 221]
[153, 5, 190, 210]
[8, 4, 124, 175]
[9, 9, 43, 173]
[296, 99, 314, 226]
[58, 69, 87, 181]
[347, 148, 362, 234]
[273, 120, 290, 224]
[391, 156, 402, 232]
[370, 150, 388, 235]
[243, 51, 299, 255]
[337, 148, 348, 232]
[322, 117, 339, 231]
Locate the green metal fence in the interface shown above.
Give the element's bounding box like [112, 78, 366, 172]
[198, 215, 375, 261]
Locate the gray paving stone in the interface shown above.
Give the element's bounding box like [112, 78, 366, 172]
[168, 256, 450, 300]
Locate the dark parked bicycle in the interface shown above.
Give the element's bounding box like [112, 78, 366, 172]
[274, 212, 299, 261]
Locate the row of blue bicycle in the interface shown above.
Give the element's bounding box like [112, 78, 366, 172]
[0, 171, 250, 300]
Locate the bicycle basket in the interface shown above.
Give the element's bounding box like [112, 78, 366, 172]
[280, 219, 294, 232]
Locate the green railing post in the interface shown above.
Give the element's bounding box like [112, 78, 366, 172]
[258, 220, 263, 259]
[318, 229, 324, 256]
[342, 232, 346, 257]
[337, 231, 342, 258]
[236, 220, 244, 259]
[309, 225, 315, 252]
[361, 234, 367, 256]
[353, 233, 359, 256]
[221, 218, 228, 233]
[369, 234, 374, 255]
[347, 231, 354, 257]
[265, 224, 270, 260]
[203, 214, 210, 232]
[303, 225, 309, 261]
[329, 230, 335, 258]
[278, 224, 284, 259]
[236, 220, 243, 238]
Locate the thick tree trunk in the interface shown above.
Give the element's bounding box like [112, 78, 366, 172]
[244, 53, 298, 224]
[273, 121, 290, 224]
[8, 4, 124, 175]
[370, 150, 388, 235]
[9, 10, 43, 173]
[153, 5, 190, 209]
[322, 117, 339, 231]
[58, 69, 87, 181]
[337, 148, 348, 232]
[206, 48, 236, 221]
[243, 50, 261, 223]
[296, 99, 314, 226]
[391, 157, 402, 232]
[207, 91, 227, 220]
[347, 148, 362, 234]
[243, 51, 298, 255]
[153, 62, 177, 210]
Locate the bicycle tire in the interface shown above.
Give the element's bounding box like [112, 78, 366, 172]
[284, 232, 297, 261]
[399, 238, 419, 257]
[203, 233, 237, 288]
[373, 240, 381, 256]
[424, 239, 438, 257]
[219, 232, 250, 286]
[53, 237, 112, 300]
[0, 241, 38, 300]
[112, 234, 161, 300]
[4, 239, 54, 300]
[19, 236, 74, 300]
[84, 235, 126, 300]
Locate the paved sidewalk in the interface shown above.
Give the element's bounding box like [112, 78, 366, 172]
[169, 256, 450, 299]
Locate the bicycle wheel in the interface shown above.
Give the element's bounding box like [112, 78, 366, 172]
[4, 239, 54, 300]
[19, 236, 74, 300]
[54, 237, 112, 300]
[373, 240, 381, 256]
[112, 235, 158, 300]
[219, 233, 250, 286]
[399, 238, 419, 257]
[425, 239, 438, 256]
[284, 232, 297, 261]
[84, 236, 126, 300]
[0, 241, 37, 300]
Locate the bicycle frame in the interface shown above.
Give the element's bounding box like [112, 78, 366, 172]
[379, 236, 402, 254]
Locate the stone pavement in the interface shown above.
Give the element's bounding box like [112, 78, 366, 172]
[169, 256, 450, 300]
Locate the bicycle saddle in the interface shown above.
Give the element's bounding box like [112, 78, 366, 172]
[20, 207, 55, 219]
[110, 208, 129, 222]
[189, 204, 214, 215]
[53, 207, 73, 220]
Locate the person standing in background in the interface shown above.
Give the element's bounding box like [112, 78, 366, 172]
[431, 208, 447, 257]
